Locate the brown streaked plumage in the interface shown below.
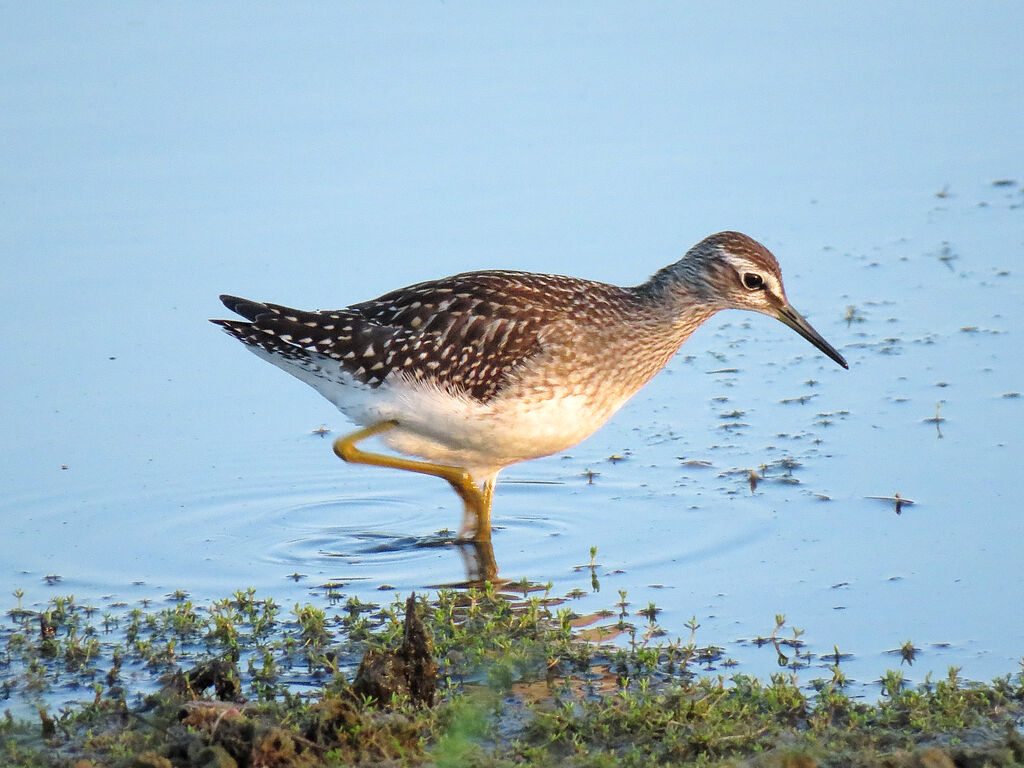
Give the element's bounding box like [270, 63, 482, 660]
[213, 231, 847, 548]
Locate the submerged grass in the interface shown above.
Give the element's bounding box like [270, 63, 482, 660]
[2, 582, 1023, 767]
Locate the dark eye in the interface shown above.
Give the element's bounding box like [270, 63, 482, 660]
[742, 272, 764, 290]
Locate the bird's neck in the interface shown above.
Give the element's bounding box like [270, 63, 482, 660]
[595, 285, 720, 394]
[629, 278, 721, 344]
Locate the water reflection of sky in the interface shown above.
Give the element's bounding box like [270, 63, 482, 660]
[2, 4, 1022, 696]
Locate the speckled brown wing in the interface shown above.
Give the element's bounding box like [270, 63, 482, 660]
[214, 270, 602, 402]
[213, 297, 402, 381]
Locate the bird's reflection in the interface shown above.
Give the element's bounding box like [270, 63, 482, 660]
[454, 539, 498, 585]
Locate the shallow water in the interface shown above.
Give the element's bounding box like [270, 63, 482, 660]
[2, 3, 1023, 705]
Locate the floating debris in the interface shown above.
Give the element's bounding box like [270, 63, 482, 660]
[922, 403, 945, 438]
[679, 458, 713, 467]
[935, 242, 958, 270]
[779, 394, 818, 405]
[844, 305, 865, 326]
[866, 493, 916, 515]
[884, 640, 919, 666]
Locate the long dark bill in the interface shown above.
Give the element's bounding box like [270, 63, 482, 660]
[776, 304, 848, 369]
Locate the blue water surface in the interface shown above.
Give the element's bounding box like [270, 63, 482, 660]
[1, 2, 1022, 705]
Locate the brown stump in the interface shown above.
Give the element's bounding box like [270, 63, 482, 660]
[353, 593, 438, 707]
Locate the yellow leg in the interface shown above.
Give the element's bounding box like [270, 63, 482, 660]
[333, 421, 494, 543]
[476, 476, 496, 541]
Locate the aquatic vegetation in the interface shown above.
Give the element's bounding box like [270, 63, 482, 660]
[2, 585, 1024, 767]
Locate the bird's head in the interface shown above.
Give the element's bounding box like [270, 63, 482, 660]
[651, 231, 848, 369]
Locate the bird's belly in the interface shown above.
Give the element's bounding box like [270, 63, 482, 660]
[375, 386, 614, 475]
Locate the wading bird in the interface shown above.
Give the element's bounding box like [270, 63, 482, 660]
[213, 231, 847, 544]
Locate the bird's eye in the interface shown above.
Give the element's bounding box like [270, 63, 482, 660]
[742, 272, 764, 290]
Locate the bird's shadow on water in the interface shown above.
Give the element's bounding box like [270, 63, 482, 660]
[345, 530, 458, 554]
[320, 530, 500, 586]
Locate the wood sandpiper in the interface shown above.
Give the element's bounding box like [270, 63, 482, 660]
[213, 231, 847, 544]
